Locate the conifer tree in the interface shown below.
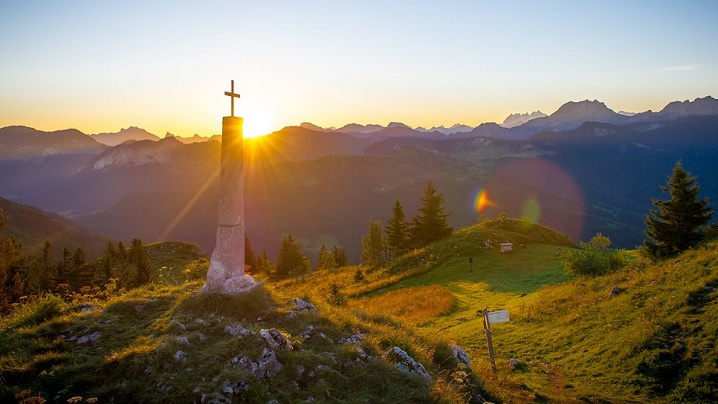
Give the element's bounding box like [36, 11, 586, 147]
[317, 245, 336, 269]
[361, 219, 386, 270]
[276, 234, 310, 278]
[40, 240, 54, 291]
[101, 241, 116, 284]
[0, 210, 13, 311]
[130, 238, 151, 286]
[411, 181, 453, 247]
[245, 237, 258, 274]
[332, 246, 348, 268]
[644, 161, 713, 259]
[385, 200, 411, 259]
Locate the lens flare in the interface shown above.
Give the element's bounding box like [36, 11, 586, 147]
[521, 197, 541, 223]
[475, 189, 496, 212]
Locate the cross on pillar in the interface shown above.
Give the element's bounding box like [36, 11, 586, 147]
[224, 80, 241, 117]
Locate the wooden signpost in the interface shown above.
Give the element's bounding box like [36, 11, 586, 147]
[482, 308, 509, 373]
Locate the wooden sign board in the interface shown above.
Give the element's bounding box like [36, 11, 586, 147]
[487, 310, 510, 324]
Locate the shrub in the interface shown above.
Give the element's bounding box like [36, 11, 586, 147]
[14, 294, 67, 327]
[563, 233, 628, 276]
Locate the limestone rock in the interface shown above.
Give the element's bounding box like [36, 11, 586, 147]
[221, 275, 262, 295]
[450, 344, 471, 368]
[383, 347, 432, 381]
[176, 336, 189, 345]
[174, 350, 187, 362]
[258, 347, 283, 378]
[232, 355, 262, 379]
[339, 331, 365, 345]
[225, 324, 255, 338]
[260, 328, 292, 351]
[508, 358, 520, 367]
[608, 285, 623, 299]
[77, 331, 101, 345]
[291, 297, 317, 312]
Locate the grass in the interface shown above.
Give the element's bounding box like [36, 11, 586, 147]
[2, 224, 717, 402]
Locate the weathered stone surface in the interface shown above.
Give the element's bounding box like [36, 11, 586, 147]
[258, 347, 283, 378]
[224, 324, 255, 337]
[450, 344, 471, 368]
[608, 285, 623, 299]
[77, 331, 101, 345]
[204, 116, 254, 295]
[221, 275, 262, 295]
[174, 350, 187, 362]
[291, 297, 316, 312]
[176, 336, 189, 345]
[508, 358, 520, 367]
[260, 328, 292, 351]
[383, 347, 432, 381]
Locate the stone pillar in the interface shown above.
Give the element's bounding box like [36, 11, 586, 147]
[203, 116, 260, 295]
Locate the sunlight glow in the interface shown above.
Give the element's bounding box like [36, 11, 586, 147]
[240, 105, 277, 139]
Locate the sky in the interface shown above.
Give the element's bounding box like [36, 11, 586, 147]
[1, 1, 717, 138]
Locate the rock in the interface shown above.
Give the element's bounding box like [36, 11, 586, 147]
[508, 358, 520, 367]
[291, 297, 317, 312]
[168, 319, 187, 331]
[301, 325, 315, 339]
[196, 332, 207, 343]
[339, 332, 365, 345]
[233, 356, 262, 379]
[608, 286, 623, 299]
[224, 324, 254, 337]
[383, 347, 432, 381]
[259, 328, 292, 351]
[176, 336, 189, 345]
[79, 304, 99, 312]
[77, 331, 101, 344]
[195, 318, 210, 326]
[221, 275, 263, 295]
[174, 350, 187, 362]
[258, 347, 283, 378]
[450, 345, 471, 367]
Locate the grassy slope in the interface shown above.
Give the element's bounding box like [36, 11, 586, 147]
[347, 220, 718, 403]
[2, 224, 717, 403]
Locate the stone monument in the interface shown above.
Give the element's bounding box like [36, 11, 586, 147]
[203, 80, 261, 295]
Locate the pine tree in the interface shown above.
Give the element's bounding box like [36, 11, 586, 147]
[361, 219, 386, 270]
[385, 200, 411, 259]
[40, 240, 54, 291]
[130, 238, 151, 286]
[245, 237, 258, 274]
[332, 246, 348, 268]
[317, 245, 336, 269]
[101, 241, 116, 284]
[276, 234, 310, 278]
[411, 181, 453, 247]
[644, 161, 713, 259]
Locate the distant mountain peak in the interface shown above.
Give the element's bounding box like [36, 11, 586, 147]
[658, 96, 718, 117]
[91, 127, 159, 146]
[299, 122, 326, 132]
[501, 111, 547, 128]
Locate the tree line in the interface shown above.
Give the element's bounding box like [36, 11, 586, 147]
[244, 181, 453, 279]
[0, 217, 152, 313]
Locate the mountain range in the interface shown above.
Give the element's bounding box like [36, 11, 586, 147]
[1, 96, 717, 262]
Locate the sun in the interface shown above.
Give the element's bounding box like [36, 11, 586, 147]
[241, 105, 277, 138]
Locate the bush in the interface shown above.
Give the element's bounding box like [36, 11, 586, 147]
[563, 233, 628, 276]
[14, 294, 67, 327]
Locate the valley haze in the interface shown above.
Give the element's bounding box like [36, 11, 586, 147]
[1, 96, 717, 264]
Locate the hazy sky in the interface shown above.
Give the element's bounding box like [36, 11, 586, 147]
[1, 1, 717, 138]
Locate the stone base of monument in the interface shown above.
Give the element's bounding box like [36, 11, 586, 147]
[201, 275, 262, 295]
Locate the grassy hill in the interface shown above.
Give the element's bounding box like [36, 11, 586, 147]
[2, 221, 717, 402]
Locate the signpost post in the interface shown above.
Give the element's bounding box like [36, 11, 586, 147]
[482, 309, 509, 373]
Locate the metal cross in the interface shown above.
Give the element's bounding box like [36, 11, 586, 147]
[224, 80, 241, 117]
